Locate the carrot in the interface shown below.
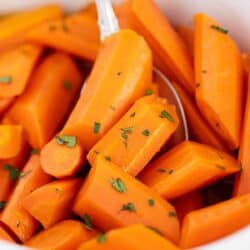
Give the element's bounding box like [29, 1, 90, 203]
[115, 1, 133, 29]
[0, 5, 63, 51]
[88, 95, 179, 176]
[0, 43, 43, 97]
[0, 226, 15, 242]
[26, 220, 97, 250]
[0, 97, 15, 117]
[79, 224, 180, 250]
[172, 191, 204, 224]
[242, 52, 250, 74]
[145, 82, 159, 96]
[0, 155, 52, 242]
[41, 135, 85, 178]
[26, 13, 100, 62]
[172, 82, 228, 151]
[7, 52, 83, 149]
[0, 125, 24, 159]
[194, 13, 244, 149]
[180, 193, 250, 248]
[22, 178, 81, 229]
[73, 156, 180, 243]
[139, 141, 241, 199]
[234, 75, 250, 195]
[175, 25, 194, 56]
[80, 3, 97, 19]
[128, 0, 194, 94]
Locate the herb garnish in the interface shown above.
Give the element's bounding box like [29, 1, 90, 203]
[63, 80, 72, 90]
[0, 76, 12, 84]
[82, 214, 93, 230]
[211, 25, 228, 34]
[120, 127, 133, 147]
[157, 168, 166, 173]
[0, 201, 6, 210]
[55, 135, 77, 147]
[130, 112, 136, 117]
[142, 129, 150, 136]
[216, 165, 226, 170]
[160, 110, 174, 122]
[105, 156, 111, 161]
[30, 148, 40, 155]
[168, 211, 177, 217]
[97, 233, 107, 244]
[93, 122, 101, 134]
[148, 199, 155, 207]
[3, 164, 21, 180]
[145, 88, 153, 96]
[110, 178, 127, 193]
[121, 202, 136, 212]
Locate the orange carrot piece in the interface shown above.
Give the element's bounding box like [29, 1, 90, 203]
[139, 141, 241, 199]
[172, 82, 228, 151]
[180, 193, 250, 248]
[0, 97, 15, 117]
[7, 52, 83, 149]
[73, 156, 180, 243]
[80, 3, 97, 19]
[26, 220, 97, 250]
[0, 43, 43, 97]
[115, 1, 134, 29]
[129, 0, 194, 94]
[26, 13, 100, 62]
[88, 96, 179, 176]
[194, 13, 244, 149]
[0, 5, 63, 51]
[172, 191, 204, 224]
[0, 226, 15, 242]
[242, 52, 250, 74]
[0, 155, 52, 242]
[234, 76, 250, 195]
[41, 136, 85, 178]
[23, 178, 81, 229]
[0, 125, 23, 159]
[175, 25, 194, 56]
[79, 224, 180, 250]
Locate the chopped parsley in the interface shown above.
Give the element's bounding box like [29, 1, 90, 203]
[157, 168, 167, 173]
[105, 156, 111, 161]
[160, 110, 174, 122]
[121, 202, 136, 212]
[145, 88, 153, 96]
[97, 233, 107, 244]
[142, 129, 150, 136]
[93, 122, 101, 134]
[63, 80, 72, 90]
[55, 135, 77, 148]
[168, 211, 177, 217]
[110, 178, 127, 193]
[30, 148, 40, 155]
[0, 201, 6, 210]
[211, 25, 228, 34]
[3, 164, 21, 180]
[82, 214, 93, 230]
[0, 76, 12, 84]
[148, 199, 155, 207]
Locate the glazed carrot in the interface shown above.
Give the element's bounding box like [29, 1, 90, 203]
[0, 125, 23, 159]
[26, 220, 97, 250]
[7, 52, 83, 149]
[80, 3, 97, 19]
[172, 191, 204, 224]
[0, 97, 15, 117]
[194, 13, 244, 149]
[0, 226, 15, 242]
[172, 82, 228, 151]
[41, 136, 85, 178]
[0, 5, 63, 50]
[242, 52, 250, 74]
[0, 155, 52, 242]
[79, 224, 180, 250]
[23, 179, 81, 229]
[88, 95, 179, 176]
[139, 141, 241, 199]
[180, 193, 250, 248]
[115, 1, 133, 29]
[73, 156, 180, 243]
[175, 25, 194, 56]
[234, 76, 250, 195]
[26, 13, 100, 62]
[0, 43, 43, 97]
[129, 0, 194, 94]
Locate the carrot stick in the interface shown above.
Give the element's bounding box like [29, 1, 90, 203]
[7, 52, 83, 149]
[26, 13, 100, 62]
[242, 52, 250, 74]
[0, 125, 24, 159]
[0, 155, 52, 242]
[88, 95, 179, 176]
[0, 43, 43, 97]
[172, 82, 228, 151]
[23, 178, 81, 229]
[26, 220, 97, 250]
[80, 3, 97, 19]
[139, 141, 241, 199]
[0, 226, 15, 242]
[194, 13, 244, 149]
[129, 0, 194, 94]
[0, 5, 63, 51]
[172, 191, 204, 224]
[79, 224, 180, 250]
[73, 156, 180, 244]
[234, 75, 250, 195]
[0, 97, 15, 117]
[115, 1, 134, 29]
[180, 193, 250, 248]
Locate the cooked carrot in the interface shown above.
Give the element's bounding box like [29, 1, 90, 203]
[0, 5, 63, 50]
[0, 155, 52, 242]
[88, 95, 179, 176]
[23, 178, 81, 229]
[79, 224, 180, 250]
[7, 52, 83, 149]
[0, 43, 43, 97]
[139, 141, 241, 199]
[129, 0, 194, 94]
[26, 220, 97, 250]
[41, 136, 85, 178]
[73, 156, 180, 243]
[0, 97, 15, 117]
[172, 82, 228, 151]
[175, 25, 194, 56]
[80, 3, 97, 19]
[234, 75, 250, 195]
[115, 1, 133, 29]
[180, 193, 250, 248]
[26, 13, 100, 62]
[242, 52, 250, 74]
[0, 226, 15, 242]
[194, 13, 244, 149]
[0, 125, 23, 159]
[145, 82, 159, 96]
[172, 191, 204, 224]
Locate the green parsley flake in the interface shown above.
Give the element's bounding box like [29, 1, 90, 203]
[160, 110, 174, 122]
[157, 168, 166, 173]
[63, 80, 72, 90]
[82, 214, 93, 230]
[97, 233, 107, 244]
[110, 178, 127, 193]
[0, 76, 12, 84]
[211, 25, 228, 34]
[55, 135, 77, 148]
[3, 164, 21, 180]
[142, 129, 150, 136]
[0, 201, 6, 210]
[148, 199, 155, 207]
[19, 171, 31, 179]
[168, 211, 177, 217]
[105, 156, 111, 161]
[30, 148, 40, 155]
[121, 202, 136, 212]
[147, 226, 162, 235]
[93, 122, 101, 134]
[145, 88, 153, 96]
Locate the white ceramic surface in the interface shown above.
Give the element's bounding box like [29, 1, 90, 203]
[0, 0, 249, 249]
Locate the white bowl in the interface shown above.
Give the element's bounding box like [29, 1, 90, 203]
[0, 0, 249, 249]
